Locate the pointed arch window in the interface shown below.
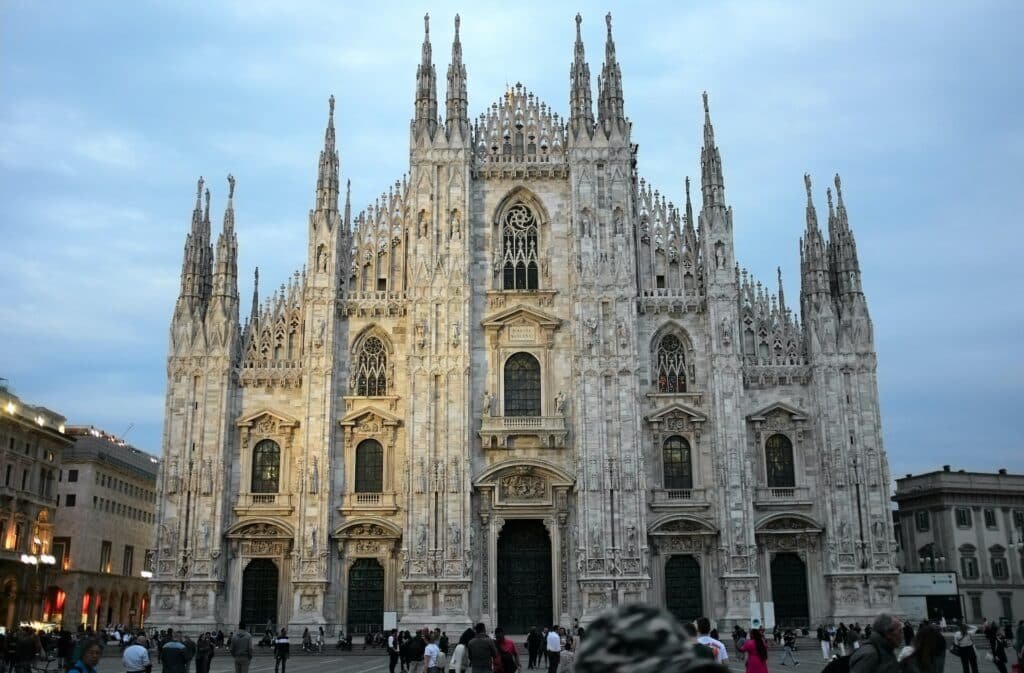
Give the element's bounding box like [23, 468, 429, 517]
[656, 334, 687, 393]
[355, 336, 388, 396]
[765, 434, 795, 488]
[504, 352, 541, 416]
[501, 204, 539, 290]
[663, 435, 693, 490]
[251, 440, 280, 493]
[354, 440, 384, 493]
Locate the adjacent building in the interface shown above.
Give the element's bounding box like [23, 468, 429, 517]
[893, 467, 1024, 625]
[151, 13, 899, 633]
[0, 382, 71, 628]
[49, 426, 159, 630]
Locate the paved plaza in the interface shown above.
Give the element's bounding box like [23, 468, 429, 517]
[94, 640, 1015, 673]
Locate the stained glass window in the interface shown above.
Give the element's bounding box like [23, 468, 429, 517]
[251, 439, 280, 493]
[502, 204, 539, 290]
[355, 440, 383, 493]
[656, 334, 686, 393]
[765, 434, 795, 488]
[663, 435, 693, 490]
[355, 336, 388, 396]
[504, 352, 541, 417]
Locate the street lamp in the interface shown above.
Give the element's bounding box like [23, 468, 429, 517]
[919, 544, 945, 572]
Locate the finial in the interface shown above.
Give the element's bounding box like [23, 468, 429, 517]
[328, 95, 335, 118]
[605, 12, 612, 35]
[454, 14, 460, 38]
[685, 176, 691, 196]
[826, 186, 834, 211]
[834, 173, 844, 205]
[227, 173, 235, 199]
[803, 173, 812, 201]
[424, 12, 430, 37]
[204, 188, 210, 210]
[196, 176, 205, 201]
[777, 266, 783, 284]
[702, 91, 709, 116]
[576, 13, 582, 37]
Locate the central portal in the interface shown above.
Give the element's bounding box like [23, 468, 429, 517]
[496, 519, 552, 633]
[240, 558, 278, 629]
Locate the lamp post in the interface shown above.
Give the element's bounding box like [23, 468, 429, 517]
[20, 552, 56, 623]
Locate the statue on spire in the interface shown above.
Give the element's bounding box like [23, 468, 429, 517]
[227, 173, 236, 199]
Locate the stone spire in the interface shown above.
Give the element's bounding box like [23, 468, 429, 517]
[800, 173, 830, 301]
[343, 179, 352, 233]
[569, 13, 594, 139]
[250, 267, 260, 326]
[777, 266, 787, 315]
[212, 174, 239, 305]
[413, 13, 438, 140]
[445, 14, 469, 141]
[315, 95, 340, 216]
[596, 12, 626, 137]
[827, 173, 863, 298]
[178, 176, 213, 313]
[700, 92, 726, 209]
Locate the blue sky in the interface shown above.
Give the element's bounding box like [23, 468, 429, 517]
[1, 1, 1021, 477]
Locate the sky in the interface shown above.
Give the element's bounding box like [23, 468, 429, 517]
[1, 1, 1021, 477]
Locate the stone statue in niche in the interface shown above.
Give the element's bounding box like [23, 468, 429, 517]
[450, 321, 461, 347]
[448, 457, 461, 492]
[715, 241, 725, 269]
[416, 524, 427, 556]
[309, 457, 319, 495]
[555, 391, 567, 415]
[449, 523, 461, 549]
[720, 318, 732, 349]
[201, 459, 213, 495]
[481, 390, 492, 417]
[616, 319, 628, 349]
[198, 521, 210, 553]
[416, 457, 427, 493]
[625, 525, 638, 556]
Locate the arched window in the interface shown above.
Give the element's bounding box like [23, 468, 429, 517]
[501, 204, 539, 290]
[251, 440, 280, 493]
[355, 335, 388, 396]
[663, 436, 693, 490]
[355, 440, 384, 493]
[656, 334, 686, 393]
[504, 352, 541, 417]
[765, 434, 795, 488]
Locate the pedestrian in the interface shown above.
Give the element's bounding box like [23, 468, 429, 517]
[780, 628, 798, 667]
[540, 629, 549, 669]
[408, 629, 427, 673]
[465, 624, 498, 673]
[991, 631, 1008, 673]
[545, 624, 562, 673]
[424, 632, 442, 673]
[123, 635, 151, 673]
[69, 639, 103, 673]
[440, 632, 450, 656]
[697, 618, 729, 665]
[526, 628, 542, 670]
[274, 628, 290, 673]
[818, 625, 831, 661]
[902, 623, 914, 648]
[228, 623, 254, 673]
[835, 624, 849, 657]
[494, 628, 519, 673]
[1015, 620, 1024, 654]
[160, 632, 193, 673]
[951, 623, 978, 673]
[388, 629, 402, 673]
[899, 623, 944, 673]
[451, 629, 473, 673]
[849, 614, 903, 673]
[196, 634, 215, 673]
[740, 628, 769, 673]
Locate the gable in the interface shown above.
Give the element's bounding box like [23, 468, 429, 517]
[481, 303, 561, 330]
[339, 404, 402, 429]
[236, 408, 300, 429]
[747, 401, 809, 422]
[646, 402, 707, 424]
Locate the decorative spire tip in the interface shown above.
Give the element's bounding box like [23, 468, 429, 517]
[227, 173, 235, 199]
[424, 12, 430, 37]
[196, 176, 204, 200]
[803, 173, 812, 199]
[454, 13, 460, 37]
[605, 12, 612, 34]
[834, 173, 844, 202]
[328, 94, 335, 118]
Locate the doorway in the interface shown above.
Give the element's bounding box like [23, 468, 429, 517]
[771, 552, 809, 627]
[346, 558, 385, 635]
[665, 555, 703, 622]
[496, 519, 552, 633]
[241, 558, 279, 629]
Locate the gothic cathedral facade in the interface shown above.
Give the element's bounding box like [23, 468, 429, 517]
[150, 14, 898, 633]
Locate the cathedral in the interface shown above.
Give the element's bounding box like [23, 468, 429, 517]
[150, 13, 899, 634]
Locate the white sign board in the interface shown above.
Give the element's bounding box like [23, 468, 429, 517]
[897, 572, 958, 596]
[383, 611, 397, 630]
[899, 595, 928, 622]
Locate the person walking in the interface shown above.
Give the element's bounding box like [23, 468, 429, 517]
[273, 629, 290, 673]
[818, 625, 831, 661]
[849, 614, 903, 673]
[450, 629, 473, 673]
[408, 629, 427, 673]
[899, 623, 944, 673]
[991, 631, 1009, 673]
[161, 632, 193, 673]
[195, 634, 215, 673]
[388, 629, 402, 673]
[545, 624, 561, 673]
[952, 623, 979, 673]
[526, 628, 541, 670]
[466, 624, 498, 673]
[780, 629, 799, 667]
[697, 618, 729, 665]
[424, 633, 442, 673]
[740, 628, 769, 673]
[229, 623, 254, 673]
[494, 628, 519, 673]
[122, 635, 151, 673]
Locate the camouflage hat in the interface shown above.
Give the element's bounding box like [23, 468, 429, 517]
[574, 603, 727, 673]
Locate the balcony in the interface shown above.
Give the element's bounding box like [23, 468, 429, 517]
[339, 491, 398, 515]
[233, 492, 294, 516]
[753, 486, 813, 509]
[650, 487, 710, 511]
[479, 415, 567, 450]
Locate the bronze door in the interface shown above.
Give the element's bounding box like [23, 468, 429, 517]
[665, 554, 703, 622]
[497, 519, 552, 633]
[771, 552, 809, 627]
[347, 558, 385, 634]
[241, 558, 278, 629]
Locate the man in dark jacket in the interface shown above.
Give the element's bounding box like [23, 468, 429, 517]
[465, 624, 498, 673]
[229, 624, 254, 673]
[526, 628, 542, 669]
[160, 632, 193, 673]
[849, 614, 903, 673]
[406, 630, 426, 673]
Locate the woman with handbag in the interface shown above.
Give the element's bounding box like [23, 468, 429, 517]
[952, 624, 979, 673]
